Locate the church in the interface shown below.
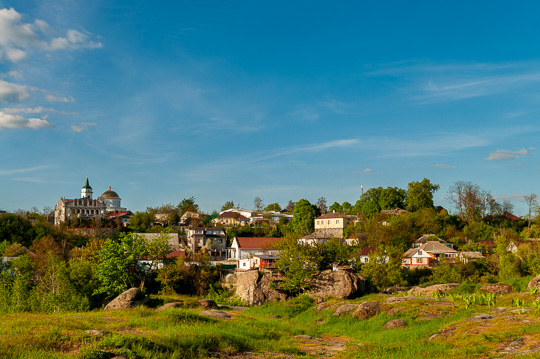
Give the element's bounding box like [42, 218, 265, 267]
[54, 176, 126, 226]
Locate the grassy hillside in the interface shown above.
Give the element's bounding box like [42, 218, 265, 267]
[1, 291, 540, 359]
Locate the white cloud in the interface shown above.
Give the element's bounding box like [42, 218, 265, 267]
[71, 122, 95, 132]
[355, 168, 373, 173]
[0, 165, 50, 175]
[46, 94, 75, 103]
[485, 149, 531, 161]
[2, 106, 75, 115]
[0, 7, 102, 63]
[0, 111, 54, 130]
[434, 164, 456, 169]
[0, 79, 30, 102]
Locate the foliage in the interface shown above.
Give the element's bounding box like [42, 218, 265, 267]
[430, 259, 462, 284]
[221, 201, 235, 211]
[315, 197, 328, 214]
[264, 202, 281, 212]
[0, 213, 35, 246]
[379, 187, 406, 210]
[177, 197, 199, 216]
[128, 211, 156, 232]
[359, 245, 405, 291]
[156, 257, 221, 296]
[253, 197, 264, 211]
[291, 199, 320, 236]
[405, 178, 439, 211]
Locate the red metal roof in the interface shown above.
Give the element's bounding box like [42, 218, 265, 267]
[235, 237, 281, 249]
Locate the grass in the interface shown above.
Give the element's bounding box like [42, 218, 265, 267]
[1, 291, 540, 358]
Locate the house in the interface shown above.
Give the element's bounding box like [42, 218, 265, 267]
[314, 211, 350, 231]
[227, 237, 280, 260]
[413, 234, 454, 249]
[107, 210, 133, 227]
[185, 227, 227, 254]
[458, 251, 484, 263]
[507, 240, 540, 254]
[180, 211, 208, 226]
[355, 246, 377, 264]
[402, 241, 458, 268]
[214, 211, 251, 227]
[237, 254, 279, 270]
[135, 233, 182, 251]
[345, 232, 368, 246]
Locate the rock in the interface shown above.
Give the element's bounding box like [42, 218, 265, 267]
[408, 283, 460, 296]
[198, 310, 232, 319]
[509, 308, 533, 314]
[198, 299, 218, 309]
[480, 283, 513, 294]
[528, 274, 540, 290]
[292, 335, 323, 342]
[308, 270, 365, 303]
[497, 341, 523, 354]
[466, 314, 493, 321]
[85, 330, 110, 337]
[384, 285, 411, 294]
[157, 301, 184, 311]
[428, 325, 456, 341]
[267, 315, 280, 318]
[352, 301, 380, 320]
[386, 307, 406, 315]
[491, 307, 512, 314]
[104, 288, 149, 311]
[333, 304, 359, 316]
[315, 302, 332, 311]
[383, 319, 407, 329]
[385, 296, 449, 304]
[231, 270, 289, 306]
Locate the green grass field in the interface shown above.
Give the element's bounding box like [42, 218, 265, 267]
[1, 292, 540, 359]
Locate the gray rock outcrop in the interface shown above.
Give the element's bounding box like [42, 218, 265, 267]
[383, 319, 407, 329]
[104, 288, 149, 311]
[333, 304, 359, 316]
[528, 274, 540, 290]
[157, 302, 184, 311]
[408, 283, 460, 296]
[198, 310, 232, 319]
[308, 270, 365, 303]
[480, 283, 513, 294]
[352, 301, 380, 320]
[231, 270, 288, 305]
[198, 299, 218, 309]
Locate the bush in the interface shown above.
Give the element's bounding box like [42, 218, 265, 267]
[503, 275, 534, 292]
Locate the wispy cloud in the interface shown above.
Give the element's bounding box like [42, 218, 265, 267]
[0, 79, 31, 102]
[2, 106, 76, 115]
[46, 94, 75, 103]
[354, 168, 373, 173]
[434, 164, 456, 169]
[13, 177, 45, 183]
[71, 122, 95, 132]
[0, 165, 50, 175]
[485, 148, 531, 161]
[288, 105, 320, 121]
[0, 111, 54, 130]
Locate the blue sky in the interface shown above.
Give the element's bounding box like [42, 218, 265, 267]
[1, 1, 539, 215]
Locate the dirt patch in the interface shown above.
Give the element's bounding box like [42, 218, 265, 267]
[292, 335, 353, 357]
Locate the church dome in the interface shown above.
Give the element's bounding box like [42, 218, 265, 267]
[101, 186, 121, 199]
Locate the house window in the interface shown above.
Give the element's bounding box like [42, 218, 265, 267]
[416, 258, 423, 263]
[336, 220, 339, 224]
[328, 220, 330, 224]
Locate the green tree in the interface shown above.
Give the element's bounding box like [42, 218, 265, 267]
[292, 199, 320, 236]
[342, 202, 353, 214]
[356, 187, 383, 217]
[254, 197, 264, 211]
[221, 201, 235, 211]
[128, 211, 156, 232]
[359, 246, 405, 291]
[328, 202, 343, 213]
[264, 203, 282, 212]
[379, 187, 406, 210]
[177, 197, 199, 216]
[0, 213, 35, 246]
[405, 178, 440, 211]
[275, 234, 319, 294]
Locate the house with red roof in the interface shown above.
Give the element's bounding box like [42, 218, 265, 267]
[227, 237, 281, 260]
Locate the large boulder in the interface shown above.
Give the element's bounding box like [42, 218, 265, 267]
[528, 274, 540, 290]
[383, 319, 407, 329]
[352, 301, 380, 320]
[232, 270, 288, 305]
[333, 304, 359, 316]
[104, 288, 149, 311]
[408, 283, 460, 296]
[308, 270, 365, 303]
[480, 283, 513, 294]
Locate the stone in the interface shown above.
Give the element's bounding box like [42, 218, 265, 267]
[292, 335, 323, 342]
[386, 307, 406, 315]
[308, 269, 365, 303]
[480, 283, 513, 294]
[385, 296, 449, 304]
[408, 283, 461, 296]
[104, 288, 149, 311]
[231, 270, 289, 306]
[333, 304, 359, 316]
[528, 274, 540, 290]
[198, 310, 232, 319]
[383, 319, 407, 329]
[352, 301, 380, 320]
[198, 299, 218, 309]
[156, 301, 184, 311]
[497, 341, 523, 354]
[490, 307, 512, 314]
[466, 314, 493, 321]
[384, 285, 411, 294]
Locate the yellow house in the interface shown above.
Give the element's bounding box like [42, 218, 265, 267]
[314, 211, 350, 231]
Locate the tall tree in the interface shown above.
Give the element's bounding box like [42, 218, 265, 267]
[524, 193, 538, 231]
[253, 197, 264, 211]
[264, 203, 281, 212]
[328, 202, 343, 213]
[177, 197, 199, 216]
[221, 201, 235, 211]
[405, 178, 439, 212]
[292, 199, 320, 236]
[379, 187, 406, 210]
[316, 197, 328, 214]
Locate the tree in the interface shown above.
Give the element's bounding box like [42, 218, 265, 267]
[379, 187, 406, 210]
[0, 213, 35, 247]
[95, 230, 172, 298]
[447, 181, 490, 221]
[405, 178, 439, 212]
[275, 234, 319, 294]
[329, 202, 343, 213]
[254, 197, 264, 212]
[359, 246, 404, 291]
[524, 193, 538, 231]
[151, 204, 180, 226]
[316, 197, 328, 214]
[284, 200, 296, 213]
[128, 211, 155, 232]
[292, 199, 320, 236]
[177, 197, 199, 216]
[264, 203, 281, 212]
[355, 187, 383, 217]
[342, 202, 353, 214]
[221, 201, 235, 211]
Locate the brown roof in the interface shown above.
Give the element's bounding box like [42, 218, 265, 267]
[235, 237, 281, 249]
[218, 212, 250, 221]
[359, 246, 377, 256]
[380, 208, 408, 215]
[414, 234, 443, 244]
[418, 241, 457, 254]
[316, 212, 349, 220]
